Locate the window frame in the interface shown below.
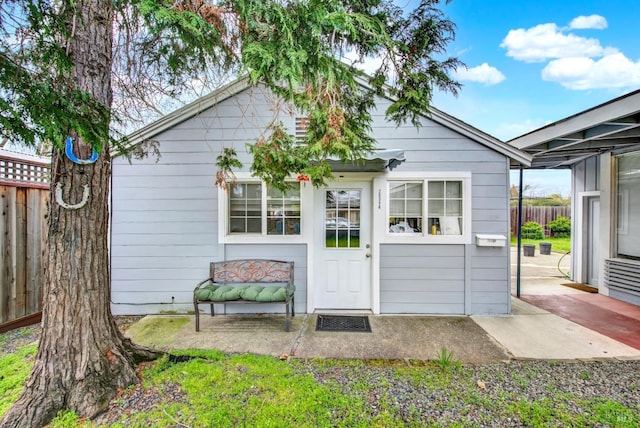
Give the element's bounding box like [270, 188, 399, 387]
[219, 174, 309, 244]
[614, 152, 640, 260]
[380, 172, 472, 245]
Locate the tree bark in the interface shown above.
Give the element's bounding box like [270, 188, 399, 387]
[1, 2, 157, 427]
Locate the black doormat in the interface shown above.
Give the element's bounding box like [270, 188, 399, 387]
[315, 315, 371, 332]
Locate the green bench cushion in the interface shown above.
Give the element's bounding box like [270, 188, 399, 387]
[195, 284, 295, 302]
[194, 284, 219, 301]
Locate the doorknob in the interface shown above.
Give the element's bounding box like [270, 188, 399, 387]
[365, 253, 371, 258]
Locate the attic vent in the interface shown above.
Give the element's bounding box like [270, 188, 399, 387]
[604, 258, 640, 298]
[295, 116, 309, 143]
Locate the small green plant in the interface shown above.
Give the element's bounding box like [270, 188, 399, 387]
[512, 372, 529, 389]
[547, 216, 571, 238]
[49, 410, 83, 427]
[521, 221, 544, 239]
[434, 346, 459, 372]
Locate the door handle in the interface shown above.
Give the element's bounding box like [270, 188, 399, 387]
[365, 253, 371, 258]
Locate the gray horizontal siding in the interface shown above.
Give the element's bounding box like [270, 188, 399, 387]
[382, 303, 464, 314]
[112, 245, 218, 258]
[379, 244, 465, 314]
[379, 121, 511, 315]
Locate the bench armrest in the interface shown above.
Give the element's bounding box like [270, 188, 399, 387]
[194, 278, 214, 293]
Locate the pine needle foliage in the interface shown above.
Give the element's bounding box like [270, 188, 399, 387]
[1, 0, 461, 189]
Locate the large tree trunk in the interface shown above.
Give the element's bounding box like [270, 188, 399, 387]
[1, 2, 156, 427]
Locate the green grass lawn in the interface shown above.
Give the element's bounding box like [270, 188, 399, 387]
[2, 345, 638, 427]
[510, 236, 571, 254]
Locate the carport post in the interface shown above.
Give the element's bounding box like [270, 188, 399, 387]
[516, 166, 524, 297]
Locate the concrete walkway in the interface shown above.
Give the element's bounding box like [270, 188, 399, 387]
[124, 247, 640, 363]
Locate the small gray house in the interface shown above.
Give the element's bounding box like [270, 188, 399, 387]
[510, 89, 640, 307]
[110, 76, 531, 316]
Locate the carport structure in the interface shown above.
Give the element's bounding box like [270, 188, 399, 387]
[509, 89, 640, 306]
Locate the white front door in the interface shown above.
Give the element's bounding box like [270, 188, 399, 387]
[314, 182, 372, 309]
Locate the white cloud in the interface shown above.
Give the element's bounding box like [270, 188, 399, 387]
[569, 15, 607, 30]
[542, 53, 640, 89]
[453, 63, 506, 85]
[501, 23, 604, 62]
[500, 15, 639, 91]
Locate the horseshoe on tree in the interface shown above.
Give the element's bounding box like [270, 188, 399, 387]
[55, 182, 90, 210]
[65, 136, 98, 164]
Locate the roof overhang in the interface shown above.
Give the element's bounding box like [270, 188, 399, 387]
[508, 89, 640, 169]
[328, 149, 406, 172]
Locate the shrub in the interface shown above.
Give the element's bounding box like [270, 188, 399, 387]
[547, 216, 571, 238]
[521, 221, 544, 239]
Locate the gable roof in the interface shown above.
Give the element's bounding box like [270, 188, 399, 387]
[124, 75, 532, 166]
[509, 89, 640, 169]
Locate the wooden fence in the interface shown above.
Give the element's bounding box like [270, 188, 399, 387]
[0, 153, 50, 324]
[510, 205, 571, 237]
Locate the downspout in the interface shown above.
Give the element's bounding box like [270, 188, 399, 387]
[516, 166, 524, 298]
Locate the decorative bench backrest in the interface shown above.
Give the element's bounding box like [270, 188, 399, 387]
[211, 260, 294, 285]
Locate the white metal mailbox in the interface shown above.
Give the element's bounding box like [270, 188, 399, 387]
[475, 234, 507, 247]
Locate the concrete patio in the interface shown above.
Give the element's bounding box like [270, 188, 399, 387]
[123, 247, 640, 364]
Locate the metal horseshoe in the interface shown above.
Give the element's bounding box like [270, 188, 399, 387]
[55, 182, 90, 210]
[65, 136, 98, 164]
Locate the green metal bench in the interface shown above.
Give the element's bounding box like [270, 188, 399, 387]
[193, 259, 295, 332]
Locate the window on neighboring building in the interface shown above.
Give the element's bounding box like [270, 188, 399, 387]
[229, 182, 301, 235]
[388, 178, 466, 237]
[616, 152, 640, 260]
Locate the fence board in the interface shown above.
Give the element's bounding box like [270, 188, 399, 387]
[0, 153, 49, 325]
[510, 205, 571, 236]
[26, 190, 47, 313]
[0, 186, 11, 322]
[14, 188, 27, 318]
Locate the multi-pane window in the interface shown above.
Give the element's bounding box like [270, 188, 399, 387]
[388, 179, 464, 236]
[267, 186, 301, 235]
[389, 182, 423, 233]
[229, 182, 301, 235]
[428, 180, 463, 235]
[229, 183, 262, 233]
[325, 190, 361, 248]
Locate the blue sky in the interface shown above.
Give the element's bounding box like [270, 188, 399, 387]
[428, 0, 640, 197]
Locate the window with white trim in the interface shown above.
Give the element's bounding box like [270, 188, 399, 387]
[428, 180, 463, 236]
[388, 178, 466, 237]
[228, 182, 301, 235]
[389, 182, 423, 233]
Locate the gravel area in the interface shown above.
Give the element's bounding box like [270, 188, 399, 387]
[91, 381, 188, 426]
[0, 316, 143, 357]
[2, 318, 639, 426]
[296, 359, 640, 426]
[0, 324, 41, 356]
